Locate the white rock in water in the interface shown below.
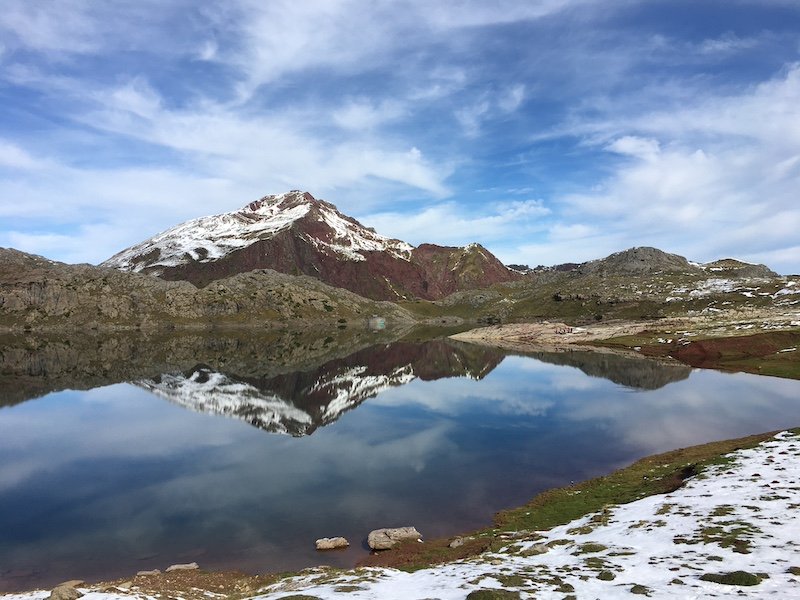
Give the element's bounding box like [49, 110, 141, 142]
[367, 526, 421, 550]
[165, 562, 199, 572]
[315, 536, 350, 550]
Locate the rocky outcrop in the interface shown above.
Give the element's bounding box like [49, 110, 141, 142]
[102, 191, 520, 301]
[579, 247, 697, 275]
[47, 586, 82, 600]
[702, 258, 777, 279]
[367, 527, 421, 550]
[0, 248, 413, 331]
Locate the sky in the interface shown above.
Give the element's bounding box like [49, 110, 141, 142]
[0, 0, 799, 273]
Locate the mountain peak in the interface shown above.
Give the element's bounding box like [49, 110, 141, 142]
[245, 190, 317, 215]
[102, 191, 520, 299]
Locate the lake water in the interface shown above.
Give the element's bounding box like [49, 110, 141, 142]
[1, 329, 799, 592]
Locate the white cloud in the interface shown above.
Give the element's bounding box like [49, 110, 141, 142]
[498, 84, 526, 113]
[224, 1, 587, 100]
[197, 39, 218, 61]
[363, 198, 550, 246]
[456, 100, 491, 137]
[549, 223, 596, 241]
[606, 136, 660, 161]
[0, 140, 48, 170]
[698, 32, 758, 55]
[332, 98, 406, 130]
[102, 77, 162, 119]
[0, 0, 100, 54]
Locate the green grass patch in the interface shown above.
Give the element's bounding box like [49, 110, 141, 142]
[466, 590, 521, 600]
[573, 543, 607, 555]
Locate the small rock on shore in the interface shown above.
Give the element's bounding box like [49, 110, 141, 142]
[165, 562, 199, 572]
[367, 527, 421, 550]
[315, 537, 350, 550]
[48, 586, 83, 600]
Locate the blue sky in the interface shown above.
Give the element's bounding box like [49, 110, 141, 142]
[1, 1, 799, 273]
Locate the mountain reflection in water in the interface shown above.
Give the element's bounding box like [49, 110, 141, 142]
[135, 340, 689, 436]
[136, 339, 505, 436]
[0, 328, 796, 593]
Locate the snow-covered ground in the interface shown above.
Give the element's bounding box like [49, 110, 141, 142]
[6, 431, 799, 600]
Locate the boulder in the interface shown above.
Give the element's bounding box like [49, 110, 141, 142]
[48, 586, 83, 600]
[315, 537, 349, 550]
[165, 562, 199, 572]
[367, 526, 421, 550]
[55, 581, 84, 589]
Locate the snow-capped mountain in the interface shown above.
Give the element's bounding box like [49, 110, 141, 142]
[102, 191, 519, 300]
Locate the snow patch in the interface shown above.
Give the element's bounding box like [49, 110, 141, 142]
[102, 191, 414, 272]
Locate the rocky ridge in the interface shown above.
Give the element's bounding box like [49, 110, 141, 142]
[0, 247, 412, 331]
[2, 239, 797, 333]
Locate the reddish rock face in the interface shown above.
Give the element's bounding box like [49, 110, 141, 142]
[104, 191, 521, 300]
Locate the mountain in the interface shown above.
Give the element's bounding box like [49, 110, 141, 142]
[102, 191, 519, 301]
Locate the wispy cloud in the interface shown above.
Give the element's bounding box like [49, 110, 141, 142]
[364, 198, 550, 246]
[0, 0, 798, 271]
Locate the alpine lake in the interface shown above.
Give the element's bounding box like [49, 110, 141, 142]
[1, 325, 799, 592]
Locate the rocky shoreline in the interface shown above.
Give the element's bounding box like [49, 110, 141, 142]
[450, 313, 800, 379]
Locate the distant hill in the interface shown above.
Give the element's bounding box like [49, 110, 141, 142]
[578, 246, 695, 275]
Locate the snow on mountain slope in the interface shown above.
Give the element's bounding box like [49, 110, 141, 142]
[310, 364, 416, 421]
[307, 200, 413, 262]
[102, 190, 412, 274]
[137, 362, 419, 436]
[137, 368, 315, 436]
